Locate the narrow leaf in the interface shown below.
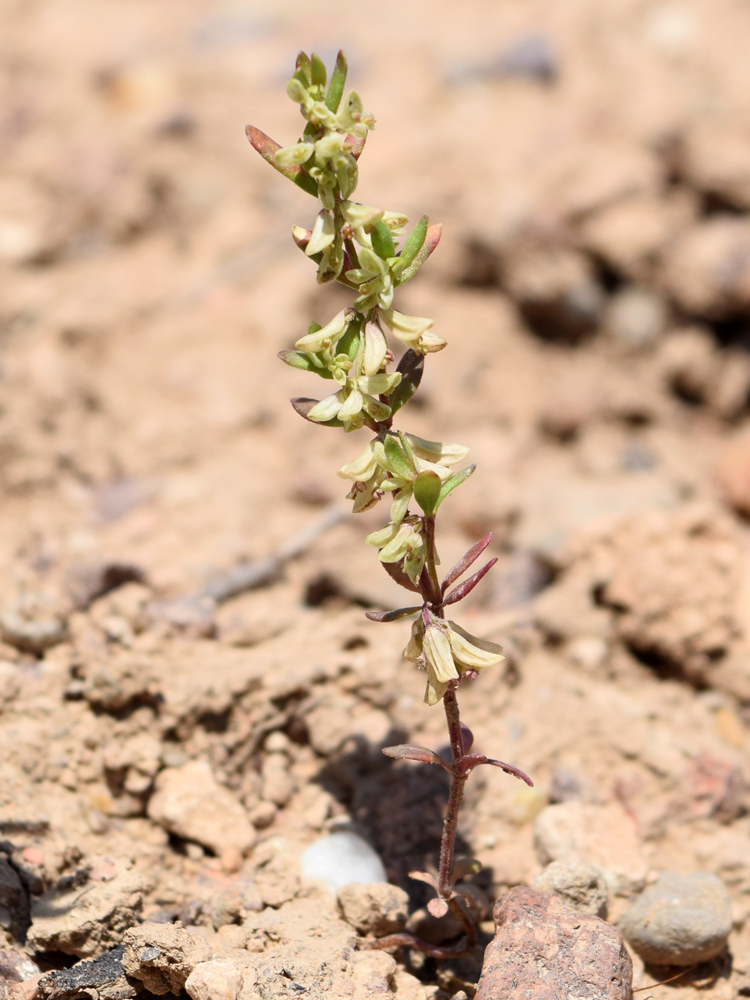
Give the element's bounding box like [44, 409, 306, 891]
[437, 464, 476, 506]
[487, 758, 534, 786]
[395, 223, 442, 284]
[388, 350, 424, 415]
[383, 745, 452, 771]
[392, 215, 428, 275]
[413, 471, 442, 516]
[443, 557, 498, 606]
[365, 606, 421, 623]
[337, 315, 361, 362]
[245, 126, 318, 197]
[310, 53, 327, 88]
[290, 397, 344, 428]
[383, 435, 414, 480]
[278, 350, 334, 378]
[441, 533, 493, 593]
[371, 221, 396, 260]
[325, 50, 348, 112]
[295, 52, 311, 84]
[382, 558, 421, 593]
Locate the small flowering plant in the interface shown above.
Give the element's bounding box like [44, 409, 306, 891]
[247, 51, 531, 957]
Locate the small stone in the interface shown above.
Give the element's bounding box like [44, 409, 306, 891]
[475, 886, 632, 1000]
[147, 760, 255, 859]
[0, 857, 30, 942]
[301, 832, 386, 894]
[185, 961, 242, 1000]
[604, 287, 667, 351]
[121, 922, 212, 995]
[337, 882, 409, 936]
[261, 753, 295, 808]
[621, 871, 732, 966]
[533, 859, 609, 917]
[534, 802, 647, 895]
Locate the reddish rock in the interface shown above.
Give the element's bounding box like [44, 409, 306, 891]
[475, 887, 632, 1000]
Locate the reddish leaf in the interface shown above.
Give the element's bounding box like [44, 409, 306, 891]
[382, 558, 421, 593]
[290, 398, 343, 428]
[442, 557, 498, 606]
[383, 745, 452, 771]
[365, 606, 421, 623]
[245, 126, 318, 196]
[441, 533, 493, 594]
[487, 758, 533, 785]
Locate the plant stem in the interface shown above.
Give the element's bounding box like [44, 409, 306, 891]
[437, 687, 466, 897]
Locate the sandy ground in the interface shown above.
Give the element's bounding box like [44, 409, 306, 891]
[2, 1, 750, 997]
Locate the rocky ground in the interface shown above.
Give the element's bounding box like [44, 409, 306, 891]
[2, 1, 750, 998]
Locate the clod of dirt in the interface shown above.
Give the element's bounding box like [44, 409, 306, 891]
[36, 946, 136, 1000]
[500, 239, 604, 343]
[659, 217, 750, 319]
[0, 857, 30, 943]
[475, 886, 632, 1000]
[147, 760, 255, 864]
[621, 871, 733, 966]
[184, 960, 242, 1000]
[63, 560, 147, 613]
[336, 882, 409, 936]
[533, 802, 647, 896]
[26, 858, 146, 959]
[532, 859, 609, 918]
[121, 922, 212, 995]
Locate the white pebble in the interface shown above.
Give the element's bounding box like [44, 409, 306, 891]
[301, 832, 386, 893]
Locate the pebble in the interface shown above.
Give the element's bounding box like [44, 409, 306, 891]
[475, 886, 631, 1000]
[185, 961, 243, 1000]
[621, 871, 732, 966]
[301, 832, 386, 894]
[533, 859, 609, 917]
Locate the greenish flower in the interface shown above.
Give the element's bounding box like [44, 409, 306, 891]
[381, 309, 446, 354]
[404, 614, 504, 706]
[366, 519, 425, 585]
[345, 247, 394, 311]
[306, 371, 401, 431]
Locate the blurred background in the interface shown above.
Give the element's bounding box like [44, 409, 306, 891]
[2, 2, 750, 994]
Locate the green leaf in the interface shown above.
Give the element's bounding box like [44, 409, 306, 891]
[437, 464, 476, 506]
[295, 52, 311, 85]
[413, 471, 442, 516]
[384, 435, 414, 480]
[290, 397, 344, 428]
[325, 50, 348, 112]
[388, 350, 424, 415]
[337, 316, 361, 361]
[392, 215, 427, 276]
[310, 53, 327, 88]
[278, 351, 334, 378]
[371, 221, 396, 260]
[244, 126, 318, 197]
[395, 223, 442, 285]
